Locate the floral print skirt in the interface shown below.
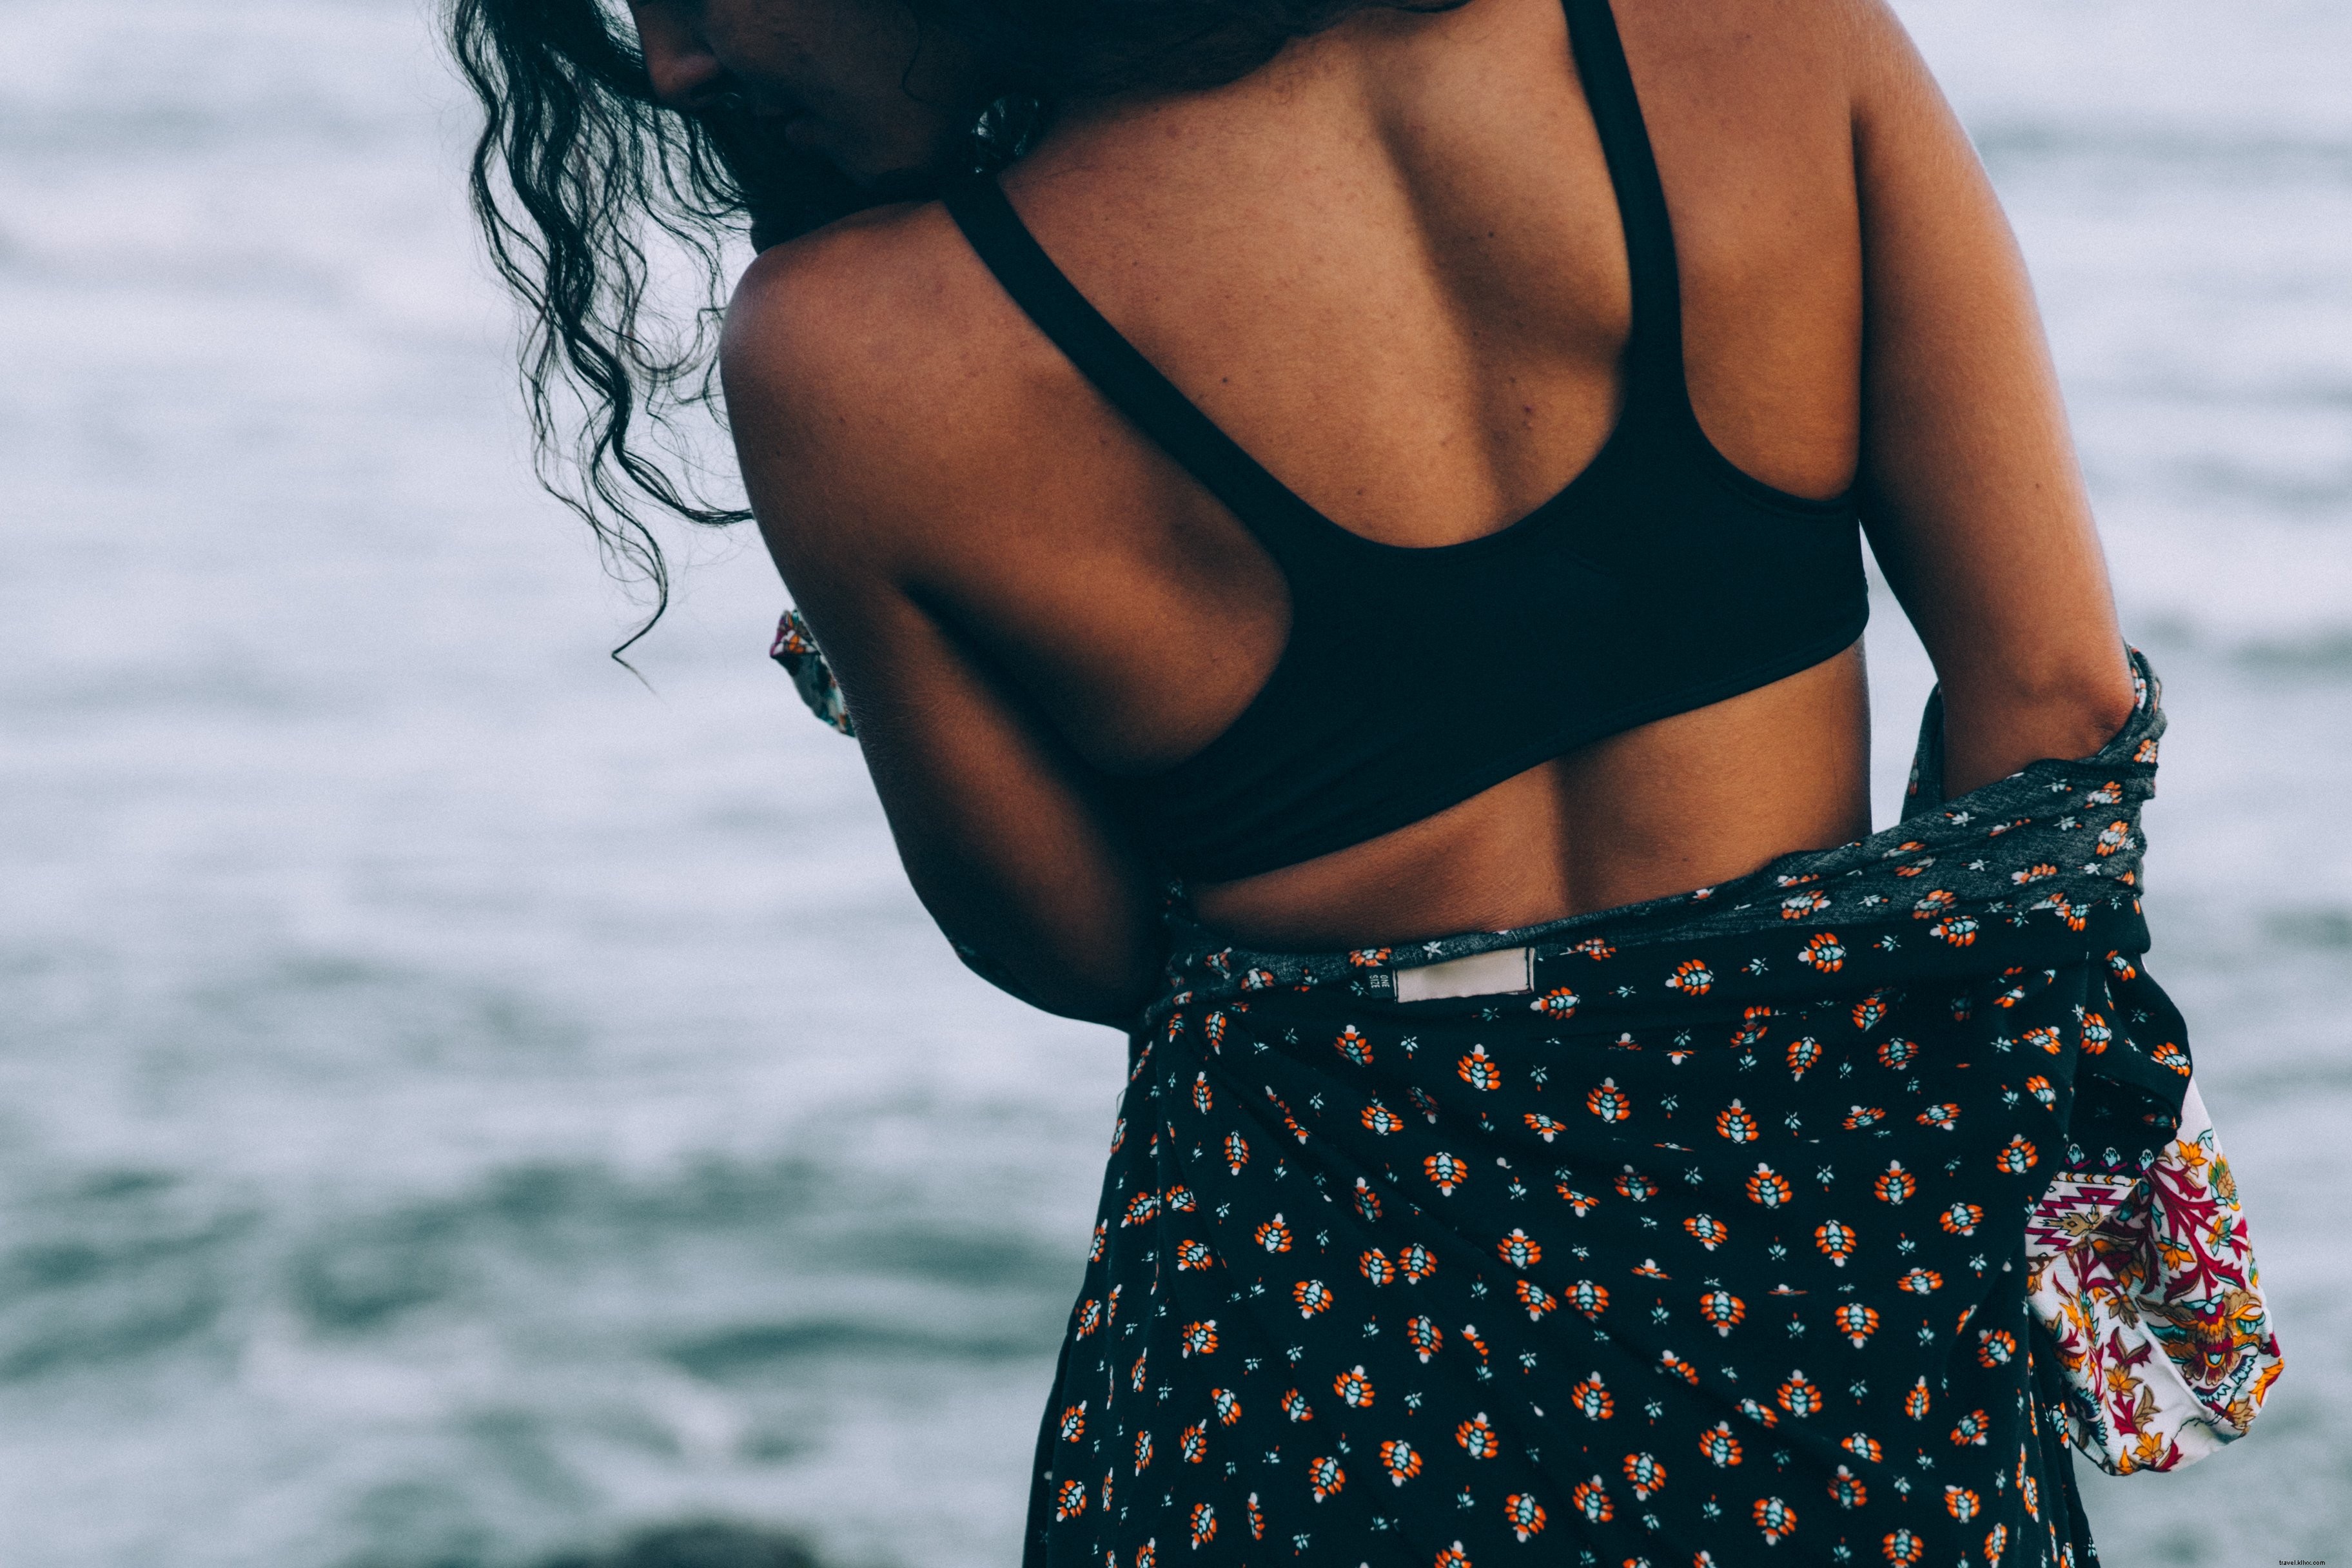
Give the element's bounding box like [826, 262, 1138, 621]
[1019, 652, 2277, 1568]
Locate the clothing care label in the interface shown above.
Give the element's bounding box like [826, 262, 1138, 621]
[1392, 945, 1534, 1003]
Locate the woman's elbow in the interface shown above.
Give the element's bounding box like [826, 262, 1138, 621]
[1940, 645, 2139, 792]
[999, 945, 1161, 1030]
[944, 911, 1163, 1030]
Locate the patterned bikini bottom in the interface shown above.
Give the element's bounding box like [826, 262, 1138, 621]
[1017, 652, 2280, 1568]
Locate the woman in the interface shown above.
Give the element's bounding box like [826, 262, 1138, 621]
[451, 0, 2280, 1560]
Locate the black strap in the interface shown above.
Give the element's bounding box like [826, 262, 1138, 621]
[941, 175, 1342, 569]
[1560, 0, 1690, 401]
[939, 0, 1693, 559]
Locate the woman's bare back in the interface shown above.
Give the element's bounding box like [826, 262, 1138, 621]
[721, 0, 2132, 1015]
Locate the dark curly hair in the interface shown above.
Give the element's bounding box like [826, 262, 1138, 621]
[447, 0, 1462, 653]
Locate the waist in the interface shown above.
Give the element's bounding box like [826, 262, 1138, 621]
[1145, 664, 2162, 1033]
[1188, 646, 1872, 946]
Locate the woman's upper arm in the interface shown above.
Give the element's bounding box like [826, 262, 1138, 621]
[718, 233, 1162, 1024]
[1843, 1, 2137, 792]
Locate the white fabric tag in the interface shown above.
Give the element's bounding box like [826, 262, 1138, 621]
[1392, 946, 1533, 1003]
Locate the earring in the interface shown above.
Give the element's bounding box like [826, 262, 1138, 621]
[966, 92, 1048, 173]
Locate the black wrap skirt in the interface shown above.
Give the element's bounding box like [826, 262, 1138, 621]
[1023, 656, 2199, 1568]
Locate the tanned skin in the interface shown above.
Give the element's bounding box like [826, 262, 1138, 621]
[631, 0, 2138, 1023]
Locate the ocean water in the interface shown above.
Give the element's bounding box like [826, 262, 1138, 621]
[0, 1, 2344, 1564]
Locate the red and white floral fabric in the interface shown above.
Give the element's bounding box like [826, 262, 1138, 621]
[2026, 1079, 2282, 1474]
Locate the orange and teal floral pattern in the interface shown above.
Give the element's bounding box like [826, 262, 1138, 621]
[770, 608, 853, 735]
[1017, 652, 2275, 1567]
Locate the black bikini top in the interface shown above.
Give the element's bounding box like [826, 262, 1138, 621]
[941, 0, 1869, 883]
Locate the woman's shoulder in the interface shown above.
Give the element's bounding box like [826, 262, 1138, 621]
[1610, 0, 1927, 113]
[723, 199, 986, 442]
[719, 194, 1070, 554]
